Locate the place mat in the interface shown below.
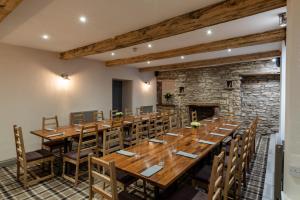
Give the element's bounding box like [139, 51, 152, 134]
[224, 123, 238, 127]
[185, 126, 192, 129]
[47, 132, 64, 138]
[141, 165, 163, 177]
[166, 133, 179, 137]
[210, 132, 225, 137]
[142, 117, 149, 120]
[176, 151, 198, 159]
[219, 127, 232, 131]
[203, 119, 213, 122]
[197, 140, 216, 145]
[45, 128, 55, 131]
[149, 139, 165, 144]
[116, 150, 136, 157]
[102, 124, 111, 128]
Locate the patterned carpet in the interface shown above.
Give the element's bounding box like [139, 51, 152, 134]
[0, 135, 270, 200]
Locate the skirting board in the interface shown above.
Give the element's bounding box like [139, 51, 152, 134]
[0, 158, 16, 167]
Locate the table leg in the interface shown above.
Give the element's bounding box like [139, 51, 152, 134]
[154, 186, 160, 200]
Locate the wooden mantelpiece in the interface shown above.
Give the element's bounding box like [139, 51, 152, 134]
[187, 103, 220, 108]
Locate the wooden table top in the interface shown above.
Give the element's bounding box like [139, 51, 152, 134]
[101, 118, 241, 189]
[30, 114, 154, 140]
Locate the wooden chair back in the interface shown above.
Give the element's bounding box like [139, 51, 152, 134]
[191, 110, 197, 122]
[93, 111, 104, 122]
[110, 109, 118, 119]
[88, 156, 118, 200]
[237, 129, 250, 197]
[42, 116, 59, 130]
[180, 111, 190, 128]
[111, 117, 124, 130]
[102, 128, 123, 156]
[169, 113, 178, 129]
[124, 108, 133, 116]
[70, 112, 85, 125]
[129, 118, 143, 146]
[162, 113, 170, 132]
[148, 114, 156, 138]
[77, 124, 99, 160]
[207, 151, 225, 200]
[13, 125, 27, 170]
[223, 136, 240, 200]
[155, 115, 164, 137]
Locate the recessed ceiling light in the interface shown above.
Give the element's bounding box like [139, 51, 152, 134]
[111, 52, 115, 56]
[147, 61, 151, 64]
[42, 34, 49, 40]
[227, 48, 232, 52]
[147, 44, 152, 48]
[206, 29, 212, 35]
[180, 56, 185, 60]
[272, 58, 277, 63]
[79, 16, 87, 23]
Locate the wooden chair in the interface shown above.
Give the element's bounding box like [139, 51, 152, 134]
[191, 110, 197, 122]
[148, 114, 156, 138]
[155, 115, 164, 138]
[124, 108, 133, 116]
[237, 129, 250, 198]
[169, 113, 179, 129]
[62, 124, 98, 186]
[110, 109, 118, 120]
[167, 151, 225, 200]
[180, 109, 190, 128]
[93, 111, 104, 122]
[247, 118, 258, 170]
[124, 118, 143, 146]
[223, 136, 240, 200]
[161, 113, 170, 133]
[42, 116, 70, 156]
[100, 128, 124, 156]
[88, 155, 139, 200]
[13, 125, 55, 188]
[70, 112, 85, 125]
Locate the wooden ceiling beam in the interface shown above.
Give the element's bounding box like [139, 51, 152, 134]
[106, 28, 286, 66]
[139, 50, 281, 72]
[0, 0, 22, 23]
[60, 0, 286, 60]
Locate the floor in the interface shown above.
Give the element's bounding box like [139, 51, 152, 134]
[0, 135, 271, 200]
[262, 134, 276, 200]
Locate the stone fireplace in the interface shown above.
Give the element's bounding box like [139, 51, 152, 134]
[188, 104, 219, 121]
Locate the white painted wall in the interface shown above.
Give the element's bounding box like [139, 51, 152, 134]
[284, 0, 300, 199]
[0, 43, 156, 161]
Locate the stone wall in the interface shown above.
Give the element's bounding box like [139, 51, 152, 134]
[157, 60, 280, 135]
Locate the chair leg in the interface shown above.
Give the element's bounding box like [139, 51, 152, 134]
[74, 163, 79, 186]
[51, 159, 54, 177]
[62, 158, 66, 177]
[16, 161, 20, 180]
[23, 169, 28, 189]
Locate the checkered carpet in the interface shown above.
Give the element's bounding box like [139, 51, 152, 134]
[242, 135, 270, 200]
[0, 135, 270, 200]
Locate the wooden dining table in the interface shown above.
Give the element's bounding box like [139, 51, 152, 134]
[101, 117, 241, 199]
[30, 114, 155, 152]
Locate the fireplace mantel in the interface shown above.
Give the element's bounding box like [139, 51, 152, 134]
[187, 103, 219, 107]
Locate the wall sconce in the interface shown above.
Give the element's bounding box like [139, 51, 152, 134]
[144, 81, 151, 85]
[61, 73, 70, 80]
[279, 13, 287, 27]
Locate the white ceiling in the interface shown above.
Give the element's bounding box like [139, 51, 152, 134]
[0, 0, 286, 69]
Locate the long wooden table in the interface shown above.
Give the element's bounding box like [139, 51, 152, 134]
[101, 118, 240, 195]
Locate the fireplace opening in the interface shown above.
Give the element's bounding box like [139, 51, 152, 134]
[188, 104, 219, 121]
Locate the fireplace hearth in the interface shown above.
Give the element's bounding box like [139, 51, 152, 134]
[188, 104, 219, 121]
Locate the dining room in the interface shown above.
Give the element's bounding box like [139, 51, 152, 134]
[0, 0, 299, 200]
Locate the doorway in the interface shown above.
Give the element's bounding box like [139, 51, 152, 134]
[112, 79, 132, 112]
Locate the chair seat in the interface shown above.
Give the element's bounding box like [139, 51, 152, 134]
[64, 149, 93, 160]
[166, 185, 207, 200]
[26, 149, 54, 162]
[194, 164, 212, 183]
[116, 170, 137, 186]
